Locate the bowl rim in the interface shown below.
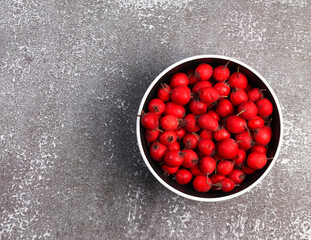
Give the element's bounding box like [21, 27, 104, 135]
[136, 55, 283, 202]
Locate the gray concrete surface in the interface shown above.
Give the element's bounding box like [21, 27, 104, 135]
[0, 0, 310, 239]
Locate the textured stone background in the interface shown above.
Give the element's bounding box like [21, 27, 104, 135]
[0, 0, 311, 239]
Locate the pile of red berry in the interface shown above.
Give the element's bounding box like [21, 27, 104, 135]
[140, 62, 273, 193]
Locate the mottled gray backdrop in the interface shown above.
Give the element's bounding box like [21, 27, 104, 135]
[0, 0, 310, 239]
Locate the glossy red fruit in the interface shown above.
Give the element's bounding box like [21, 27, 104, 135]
[247, 88, 263, 102]
[210, 174, 226, 184]
[247, 116, 264, 130]
[238, 101, 258, 120]
[199, 87, 219, 104]
[167, 141, 180, 151]
[192, 81, 213, 94]
[226, 115, 247, 134]
[164, 102, 186, 118]
[157, 83, 171, 102]
[183, 114, 200, 132]
[141, 112, 159, 130]
[150, 142, 167, 161]
[213, 128, 230, 142]
[247, 152, 267, 170]
[159, 130, 177, 145]
[186, 68, 198, 85]
[198, 139, 215, 156]
[217, 139, 239, 159]
[145, 129, 160, 142]
[228, 72, 248, 89]
[198, 114, 219, 131]
[200, 156, 216, 174]
[170, 72, 189, 88]
[216, 99, 234, 118]
[235, 131, 253, 150]
[181, 149, 199, 168]
[213, 65, 230, 82]
[217, 160, 234, 175]
[199, 130, 212, 140]
[183, 133, 199, 149]
[148, 98, 166, 115]
[256, 98, 273, 117]
[229, 89, 248, 106]
[253, 126, 272, 145]
[228, 169, 245, 184]
[161, 165, 179, 176]
[160, 115, 179, 130]
[206, 110, 220, 122]
[234, 149, 246, 166]
[214, 82, 230, 99]
[190, 165, 205, 176]
[175, 127, 186, 140]
[189, 100, 208, 115]
[175, 169, 192, 185]
[164, 150, 184, 167]
[242, 165, 256, 175]
[193, 176, 212, 192]
[195, 63, 213, 81]
[219, 178, 235, 192]
[170, 86, 191, 105]
[251, 145, 267, 154]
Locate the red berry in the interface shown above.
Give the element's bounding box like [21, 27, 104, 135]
[159, 130, 177, 145]
[253, 126, 272, 145]
[161, 165, 179, 176]
[213, 128, 230, 142]
[234, 149, 246, 166]
[256, 98, 273, 117]
[213, 65, 230, 82]
[229, 89, 248, 106]
[213, 82, 230, 99]
[141, 112, 159, 130]
[198, 114, 219, 131]
[164, 150, 184, 167]
[193, 176, 212, 192]
[170, 73, 189, 88]
[251, 145, 267, 154]
[210, 174, 226, 190]
[216, 99, 234, 118]
[200, 156, 216, 174]
[206, 110, 220, 122]
[247, 116, 264, 130]
[145, 129, 160, 142]
[175, 169, 192, 185]
[150, 142, 167, 161]
[199, 87, 219, 104]
[219, 178, 235, 192]
[247, 88, 263, 102]
[170, 86, 191, 105]
[217, 160, 234, 175]
[200, 130, 213, 140]
[217, 139, 239, 159]
[181, 149, 198, 168]
[183, 114, 200, 132]
[189, 100, 208, 115]
[164, 102, 186, 118]
[238, 101, 258, 120]
[235, 130, 253, 150]
[157, 83, 171, 102]
[190, 165, 205, 176]
[226, 115, 247, 134]
[175, 127, 186, 140]
[198, 139, 215, 156]
[182, 133, 199, 149]
[228, 72, 248, 89]
[242, 165, 256, 175]
[195, 63, 213, 81]
[148, 98, 166, 115]
[192, 81, 213, 94]
[186, 69, 198, 85]
[228, 169, 245, 184]
[247, 152, 267, 170]
[167, 141, 180, 151]
[160, 115, 179, 130]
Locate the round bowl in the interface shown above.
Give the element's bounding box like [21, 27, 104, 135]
[136, 55, 283, 202]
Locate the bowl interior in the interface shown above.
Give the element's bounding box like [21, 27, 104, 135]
[139, 57, 281, 199]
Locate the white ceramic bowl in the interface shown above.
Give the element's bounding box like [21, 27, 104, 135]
[136, 55, 283, 202]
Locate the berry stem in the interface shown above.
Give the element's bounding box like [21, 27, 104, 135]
[237, 66, 240, 78]
[236, 109, 246, 117]
[224, 60, 230, 69]
[161, 83, 171, 94]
